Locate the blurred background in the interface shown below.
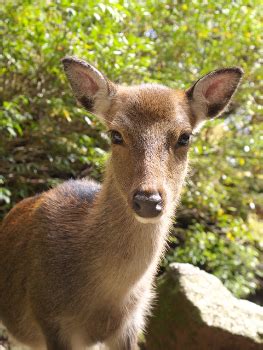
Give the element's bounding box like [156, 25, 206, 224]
[0, 0, 262, 308]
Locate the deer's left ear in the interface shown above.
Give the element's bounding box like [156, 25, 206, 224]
[186, 67, 244, 129]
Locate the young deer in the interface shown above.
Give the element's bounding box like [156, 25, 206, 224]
[0, 57, 243, 350]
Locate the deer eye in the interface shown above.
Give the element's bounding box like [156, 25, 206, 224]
[110, 130, 123, 145]
[176, 133, 191, 147]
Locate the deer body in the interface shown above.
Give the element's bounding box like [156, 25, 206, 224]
[0, 178, 166, 349]
[0, 58, 243, 350]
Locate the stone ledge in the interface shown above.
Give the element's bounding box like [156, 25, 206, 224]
[145, 263, 263, 350]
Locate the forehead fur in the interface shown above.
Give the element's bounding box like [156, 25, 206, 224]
[107, 84, 192, 128]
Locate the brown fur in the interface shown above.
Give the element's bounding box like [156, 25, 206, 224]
[0, 58, 243, 350]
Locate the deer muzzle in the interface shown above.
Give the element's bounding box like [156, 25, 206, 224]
[132, 191, 163, 218]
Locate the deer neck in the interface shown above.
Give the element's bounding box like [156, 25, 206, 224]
[84, 163, 174, 294]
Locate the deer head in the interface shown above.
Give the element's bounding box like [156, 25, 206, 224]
[62, 57, 243, 224]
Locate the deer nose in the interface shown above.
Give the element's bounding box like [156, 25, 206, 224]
[132, 191, 163, 218]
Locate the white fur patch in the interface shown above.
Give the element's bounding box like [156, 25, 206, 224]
[134, 214, 163, 224]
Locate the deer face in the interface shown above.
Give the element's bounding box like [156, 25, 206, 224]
[106, 86, 192, 223]
[62, 57, 243, 224]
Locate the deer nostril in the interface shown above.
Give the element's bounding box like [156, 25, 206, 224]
[133, 201, 141, 211]
[132, 191, 163, 218]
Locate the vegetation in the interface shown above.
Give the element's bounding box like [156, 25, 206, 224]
[0, 0, 262, 299]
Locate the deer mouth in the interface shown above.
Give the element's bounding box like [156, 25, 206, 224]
[134, 213, 163, 224]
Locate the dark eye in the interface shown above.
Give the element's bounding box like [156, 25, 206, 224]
[110, 130, 123, 145]
[177, 133, 191, 147]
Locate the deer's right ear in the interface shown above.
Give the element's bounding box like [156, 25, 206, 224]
[62, 57, 116, 119]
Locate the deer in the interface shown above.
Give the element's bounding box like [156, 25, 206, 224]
[0, 57, 243, 350]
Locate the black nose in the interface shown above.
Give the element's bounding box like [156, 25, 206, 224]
[132, 191, 163, 218]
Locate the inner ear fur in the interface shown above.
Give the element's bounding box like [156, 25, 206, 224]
[62, 56, 116, 118]
[186, 67, 244, 127]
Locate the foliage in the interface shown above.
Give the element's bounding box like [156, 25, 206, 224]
[0, 0, 262, 298]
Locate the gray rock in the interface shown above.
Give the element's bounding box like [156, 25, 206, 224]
[145, 263, 263, 350]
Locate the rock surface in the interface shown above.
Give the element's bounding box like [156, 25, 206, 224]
[145, 263, 263, 350]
